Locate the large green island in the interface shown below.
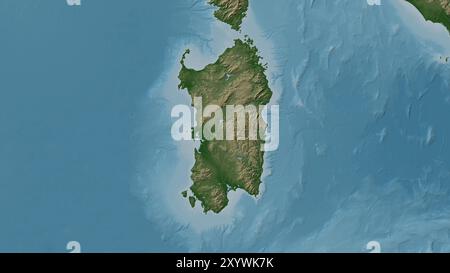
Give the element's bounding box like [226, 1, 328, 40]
[407, 0, 450, 33]
[177, 0, 273, 213]
[178, 38, 272, 213]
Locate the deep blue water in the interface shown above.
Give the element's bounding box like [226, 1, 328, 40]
[0, 0, 188, 252]
[250, 0, 450, 252]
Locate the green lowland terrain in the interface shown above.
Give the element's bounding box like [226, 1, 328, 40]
[178, 39, 272, 213]
[407, 0, 450, 33]
[209, 0, 249, 30]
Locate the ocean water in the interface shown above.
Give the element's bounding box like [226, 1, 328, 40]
[0, 0, 188, 252]
[257, 0, 450, 252]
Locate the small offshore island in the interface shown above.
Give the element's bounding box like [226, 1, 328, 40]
[178, 0, 273, 213]
[407, 0, 450, 33]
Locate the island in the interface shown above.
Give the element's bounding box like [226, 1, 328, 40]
[407, 0, 450, 33]
[178, 38, 272, 213]
[208, 0, 249, 30]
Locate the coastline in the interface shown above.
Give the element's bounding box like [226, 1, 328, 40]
[393, 0, 450, 55]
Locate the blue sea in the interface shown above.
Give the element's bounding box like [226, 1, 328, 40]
[1, 0, 450, 252]
[0, 0, 187, 252]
